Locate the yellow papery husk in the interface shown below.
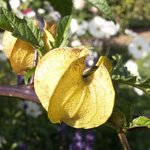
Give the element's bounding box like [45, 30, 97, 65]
[44, 21, 57, 38]
[48, 56, 115, 129]
[2, 25, 55, 74]
[10, 39, 34, 74]
[34, 47, 89, 111]
[42, 28, 55, 52]
[96, 56, 113, 73]
[2, 31, 17, 58]
[34, 47, 115, 129]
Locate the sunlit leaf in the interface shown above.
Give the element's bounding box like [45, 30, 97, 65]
[2, 21, 56, 75]
[112, 55, 150, 95]
[0, 7, 45, 55]
[24, 68, 35, 84]
[54, 16, 71, 47]
[87, 0, 115, 22]
[130, 116, 150, 129]
[0, 0, 7, 9]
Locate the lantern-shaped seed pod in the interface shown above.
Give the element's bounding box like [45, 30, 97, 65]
[2, 21, 56, 75]
[34, 47, 115, 129]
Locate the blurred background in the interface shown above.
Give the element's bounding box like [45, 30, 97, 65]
[0, 0, 150, 149]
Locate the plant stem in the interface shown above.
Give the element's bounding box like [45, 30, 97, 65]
[29, 49, 38, 84]
[118, 131, 131, 150]
[0, 85, 39, 103]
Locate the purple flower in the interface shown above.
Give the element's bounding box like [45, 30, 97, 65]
[85, 51, 99, 68]
[85, 131, 95, 150]
[57, 123, 67, 136]
[18, 143, 27, 150]
[69, 130, 85, 150]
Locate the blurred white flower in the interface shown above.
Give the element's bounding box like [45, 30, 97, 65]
[101, 21, 120, 38]
[0, 45, 2, 51]
[70, 18, 79, 35]
[88, 16, 119, 38]
[38, 8, 46, 15]
[22, 8, 36, 18]
[73, 0, 86, 10]
[125, 60, 139, 76]
[90, 6, 98, 14]
[128, 36, 150, 59]
[125, 29, 138, 37]
[18, 101, 42, 118]
[88, 16, 106, 38]
[50, 11, 61, 21]
[134, 88, 144, 96]
[71, 40, 82, 47]
[76, 21, 88, 36]
[13, 9, 24, 18]
[26, 11, 36, 18]
[9, 0, 20, 10]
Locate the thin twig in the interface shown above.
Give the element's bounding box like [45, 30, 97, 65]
[118, 131, 131, 150]
[0, 85, 39, 103]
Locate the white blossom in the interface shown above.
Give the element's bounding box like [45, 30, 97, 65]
[134, 88, 144, 96]
[18, 101, 42, 118]
[71, 40, 82, 47]
[76, 21, 88, 36]
[128, 36, 150, 59]
[70, 18, 79, 35]
[9, 0, 20, 10]
[90, 7, 98, 14]
[38, 8, 46, 15]
[125, 29, 138, 37]
[101, 21, 120, 38]
[125, 60, 139, 76]
[73, 0, 86, 10]
[50, 11, 61, 21]
[25, 11, 36, 18]
[88, 16, 106, 39]
[88, 16, 119, 39]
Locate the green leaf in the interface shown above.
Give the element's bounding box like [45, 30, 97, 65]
[87, 0, 115, 22]
[0, 0, 7, 9]
[54, 16, 71, 47]
[0, 7, 45, 55]
[48, 0, 72, 17]
[24, 68, 35, 84]
[112, 55, 132, 79]
[130, 116, 150, 129]
[112, 55, 150, 94]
